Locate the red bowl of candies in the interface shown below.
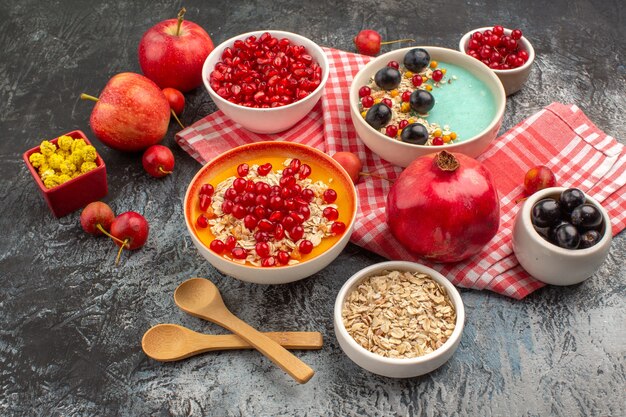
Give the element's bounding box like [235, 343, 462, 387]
[202, 30, 329, 134]
[22, 130, 107, 217]
[459, 25, 535, 95]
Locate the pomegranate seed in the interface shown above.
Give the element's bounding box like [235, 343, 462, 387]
[299, 205, 311, 220]
[261, 256, 276, 267]
[196, 214, 209, 228]
[361, 95, 374, 108]
[258, 219, 275, 232]
[255, 241, 270, 258]
[432, 70, 444, 82]
[232, 204, 246, 219]
[284, 198, 298, 212]
[280, 187, 292, 199]
[255, 181, 271, 195]
[283, 167, 295, 177]
[242, 192, 256, 207]
[254, 205, 267, 219]
[323, 207, 339, 221]
[233, 177, 247, 193]
[274, 223, 285, 240]
[245, 180, 256, 193]
[199, 194, 212, 211]
[299, 239, 313, 254]
[290, 184, 302, 195]
[411, 74, 423, 87]
[269, 195, 283, 210]
[511, 29, 523, 40]
[269, 210, 284, 222]
[231, 247, 247, 259]
[432, 136, 445, 145]
[331, 221, 346, 235]
[358, 86, 371, 97]
[270, 185, 282, 195]
[279, 176, 296, 188]
[277, 250, 290, 265]
[199, 184, 214, 196]
[254, 231, 270, 242]
[224, 235, 237, 251]
[223, 187, 237, 200]
[255, 194, 269, 207]
[290, 212, 306, 224]
[209, 239, 225, 254]
[301, 188, 315, 202]
[258, 163, 272, 176]
[244, 214, 258, 230]
[323, 189, 338, 203]
[401, 91, 411, 102]
[237, 163, 249, 177]
[281, 215, 296, 231]
[289, 225, 304, 241]
[289, 158, 301, 170]
[298, 164, 312, 179]
[222, 200, 234, 214]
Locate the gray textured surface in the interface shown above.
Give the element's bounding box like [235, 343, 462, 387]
[1, 0, 625, 416]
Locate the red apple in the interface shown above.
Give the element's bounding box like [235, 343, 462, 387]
[81, 73, 170, 152]
[138, 8, 214, 92]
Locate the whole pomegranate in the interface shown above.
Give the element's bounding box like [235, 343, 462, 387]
[386, 151, 500, 262]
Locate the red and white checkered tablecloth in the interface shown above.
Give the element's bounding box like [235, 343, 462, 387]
[176, 47, 626, 299]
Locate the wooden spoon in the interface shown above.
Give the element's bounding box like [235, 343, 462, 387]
[142, 323, 323, 362]
[174, 278, 315, 384]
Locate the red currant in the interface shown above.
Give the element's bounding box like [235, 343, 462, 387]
[385, 125, 398, 137]
[358, 86, 371, 97]
[432, 136, 444, 146]
[298, 239, 313, 254]
[387, 60, 399, 69]
[382, 98, 393, 108]
[468, 39, 481, 50]
[518, 50, 529, 61]
[432, 70, 443, 82]
[209, 239, 225, 254]
[330, 221, 346, 235]
[401, 91, 411, 102]
[411, 74, 423, 87]
[511, 29, 523, 40]
[493, 25, 504, 36]
[361, 95, 374, 108]
[237, 163, 249, 177]
[514, 57, 525, 67]
[472, 32, 483, 42]
[399, 119, 409, 129]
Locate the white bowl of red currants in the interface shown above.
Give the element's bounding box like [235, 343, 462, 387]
[459, 26, 535, 96]
[202, 30, 329, 134]
[512, 187, 612, 286]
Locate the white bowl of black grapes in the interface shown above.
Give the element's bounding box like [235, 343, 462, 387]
[512, 187, 612, 286]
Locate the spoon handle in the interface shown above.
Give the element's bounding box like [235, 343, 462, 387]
[212, 311, 316, 384]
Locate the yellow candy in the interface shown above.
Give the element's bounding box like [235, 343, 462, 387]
[450, 132, 457, 140]
[29, 152, 45, 168]
[82, 145, 97, 162]
[80, 161, 97, 174]
[57, 135, 74, 151]
[433, 129, 442, 138]
[400, 102, 411, 113]
[430, 61, 438, 69]
[47, 153, 64, 170]
[39, 140, 56, 156]
[71, 138, 87, 153]
[390, 89, 399, 98]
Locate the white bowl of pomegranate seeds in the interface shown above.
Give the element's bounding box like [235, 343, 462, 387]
[334, 261, 465, 378]
[459, 25, 535, 96]
[184, 141, 358, 284]
[202, 30, 329, 134]
[512, 187, 612, 286]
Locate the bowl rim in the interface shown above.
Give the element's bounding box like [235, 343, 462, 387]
[349, 46, 506, 152]
[458, 26, 535, 74]
[183, 140, 359, 271]
[519, 186, 612, 256]
[202, 29, 330, 112]
[334, 260, 465, 365]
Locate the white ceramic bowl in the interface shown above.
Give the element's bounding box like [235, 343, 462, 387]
[512, 187, 612, 285]
[184, 141, 358, 284]
[350, 46, 505, 168]
[459, 27, 535, 96]
[334, 261, 465, 378]
[202, 30, 329, 134]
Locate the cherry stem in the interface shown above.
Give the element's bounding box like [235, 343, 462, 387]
[359, 171, 393, 182]
[115, 238, 130, 265]
[175, 7, 186, 36]
[80, 93, 99, 102]
[171, 109, 185, 130]
[96, 224, 127, 245]
[158, 166, 173, 175]
[380, 38, 415, 45]
[515, 197, 528, 204]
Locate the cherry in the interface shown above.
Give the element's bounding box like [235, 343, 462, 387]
[331, 221, 346, 235]
[80, 201, 115, 236]
[110, 211, 149, 264]
[524, 166, 557, 196]
[299, 239, 313, 254]
[353, 29, 414, 56]
[162, 87, 185, 129]
[209, 239, 225, 254]
[142, 145, 175, 178]
[237, 163, 249, 177]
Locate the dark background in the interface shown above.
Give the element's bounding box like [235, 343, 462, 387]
[1, 0, 624, 416]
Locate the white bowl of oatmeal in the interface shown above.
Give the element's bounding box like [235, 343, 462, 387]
[184, 141, 358, 284]
[350, 46, 506, 167]
[334, 261, 465, 378]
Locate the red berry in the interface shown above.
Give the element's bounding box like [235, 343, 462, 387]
[382, 98, 393, 108]
[401, 91, 411, 102]
[358, 86, 371, 97]
[490, 52, 502, 63]
[511, 29, 523, 40]
[493, 25, 504, 36]
[281, 215, 296, 231]
[323, 189, 337, 203]
[299, 205, 311, 220]
[261, 256, 276, 267]
[237, 163, 249, 177]
[506, 54, 518, 66]
[277, 250, 290, 265]
[361, 95, 374, 108]
[255, 241, 270, 258]
[224, 236, 237, 251]
[483, 29, 493, 38]
[289, 225, 304, 241]
[255, 194, 269, 207]
[385, 125, 398, 137]
[399, 119, 409, 129]
[199, 184, 214, 196]
[254, 205, 267, 219]
[514, 57, 525, 67]
[411, 74, 423, 87]
[468, 39, 481, 50]
[209, 239, 225, 254]
[232, 204, 246, 219]
[224, 188, 237, 200]
[290, 212, 306, 224]
[274, 223, 285, 240]
[258, 163, 272, 176]
[196, 214, 209, 228]
[282, 167, 295, 177]
[323, 207, 339, 221]
[518, 50, 529, 61]
[254, 231, 270, 242]
[330, 221, 346, 235]
[298, 164, 312, 179]
[432, 137, 444, 146]
[353, 29, 383, 56]
[233, 177, 247, 193]
[231, 247, 247, 259]
[258, 219, 275, 232]
[299, 239, 313, 254]
[269, 195, 283, 210]
[289, 158, 302, 171]
[269, 210, 284, 222]
[432, 69, 443, 82]
[480, 46, 493, 59]
[244, 214, 258, 230]
[506, 38, 518, 51]
[387, 60, 399, 69]
[255, 181, 271, 195]
[301, 188, 315, 202]
[222, 200, 234, 214]
[472, 32, 483, 42]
